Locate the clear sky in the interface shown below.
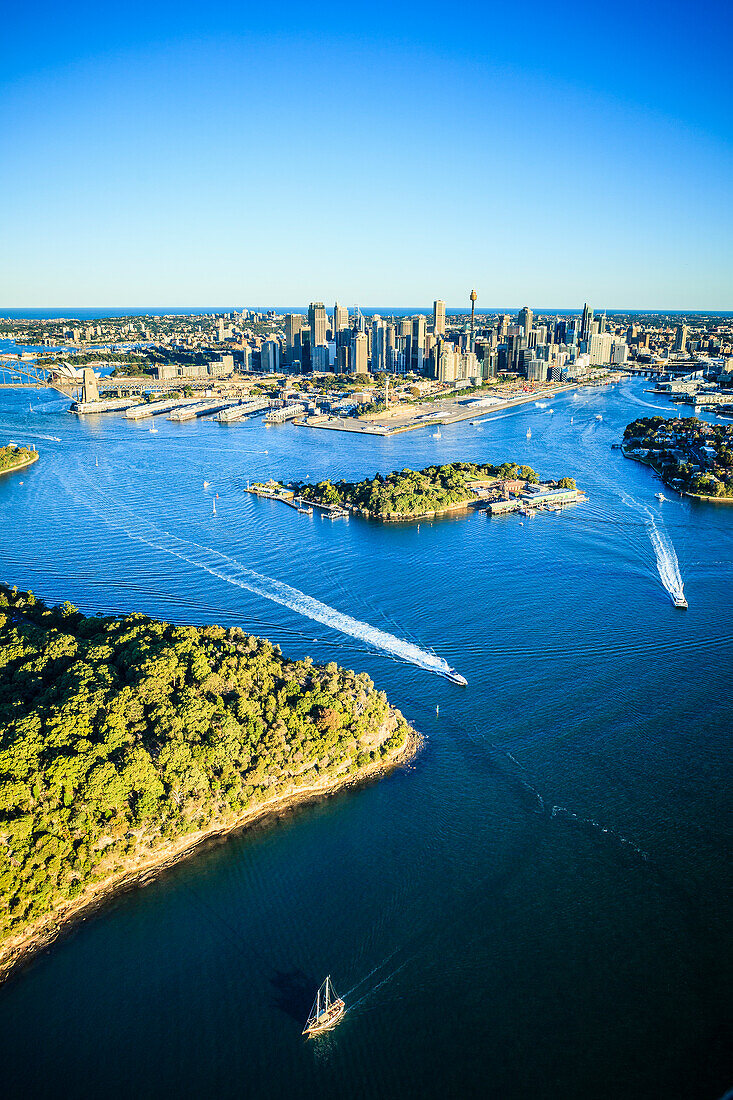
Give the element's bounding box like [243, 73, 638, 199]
[1, 0, 731, 309]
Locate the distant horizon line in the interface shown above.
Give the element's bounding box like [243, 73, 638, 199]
[1, 306, 731, 316]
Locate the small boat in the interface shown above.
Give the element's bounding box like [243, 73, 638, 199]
[526, 428, 532, 439]
[303, 977, 345, 1037]
[203, 480, 210, 488]
[445, 667, 467, 686]
[655, 492, 666, 502]
[674, 594, 688, 609]
[212, 499, 217, 516]
[149, 427, 158, 433]
[570, 417, 574, 424]
[595, 414, 603, 421]
[433, 428, 442, 439]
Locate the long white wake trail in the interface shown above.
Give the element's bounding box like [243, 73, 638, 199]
[89, 499, 452, 679]
[621, 492, 685, 603]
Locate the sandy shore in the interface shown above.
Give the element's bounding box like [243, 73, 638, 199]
[0, 725, 422, 988]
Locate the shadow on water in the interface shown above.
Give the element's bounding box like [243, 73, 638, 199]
[269, 968, 316, 1025]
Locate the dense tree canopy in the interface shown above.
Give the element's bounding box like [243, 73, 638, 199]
[623, 415, 733, 498]
[0, 445, 37, 472]
[0, 586, 409, 947]
[294, 462, 540, 517]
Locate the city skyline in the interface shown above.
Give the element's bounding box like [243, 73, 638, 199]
[1, 0, 731, 308]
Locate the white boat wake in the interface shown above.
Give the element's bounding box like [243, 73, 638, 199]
[621, 492, 685, 605]
[70, 478, 454, 679]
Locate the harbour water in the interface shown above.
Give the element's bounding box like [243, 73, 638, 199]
[0, 379, 731, 1098]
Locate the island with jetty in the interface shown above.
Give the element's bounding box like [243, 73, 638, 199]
[249, 461, 581, 522]
[0, 584, 418, 985]
[0, 444, 38, 477]
[622, 416, 733, 502]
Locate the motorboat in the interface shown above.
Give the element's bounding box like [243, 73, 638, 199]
[445, 667, 468, 686]
[655, 492, 666, 502]
[674, 595, 688, 609]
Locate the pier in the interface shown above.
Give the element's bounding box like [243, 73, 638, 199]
[216, 398, 271, 423]
[167, 400, 240, 422]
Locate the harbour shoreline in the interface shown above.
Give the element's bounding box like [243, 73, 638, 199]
[0, 450, 39, 477]
[0, 724, 421, 989]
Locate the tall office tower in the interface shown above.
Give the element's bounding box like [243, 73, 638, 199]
[351, 332, 368, 375]
[297, 327, 311, 372]
[496, 313, 510, 338]
[311, 345, 329, 373]
[469, 289, 477, 351]
[371, 315, 386, 373]
[554, 320, 567, 345]
[284, 313, 304, 364]
[411, 315, 427, 373]
[673, 324, 688, 352]
[261, 338, 280, 373]
[433, 299, 446, 336]
[589, 332, 614, 365]
[517, 306, 533, 337]
[580, 303, 593, 342]
[385, 323, 396, 368]
[398, 317, 411, 338]
[333, 302, 349, 334]
[597, 313, 607, 334]
[308, 302, 327, 347]
[352, 305, 366, 333]
[336, 345, 350, 374]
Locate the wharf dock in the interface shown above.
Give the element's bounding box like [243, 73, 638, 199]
[217, 398, 270, 423]
[126, 398, 203, 420]
[245, 483, 314, 514]
[72, 397, 140, 415]
[168, 400, 239, 422]
[265, 403, 306, 424]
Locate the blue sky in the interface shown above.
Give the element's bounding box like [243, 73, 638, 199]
[1, 0, 731, 308]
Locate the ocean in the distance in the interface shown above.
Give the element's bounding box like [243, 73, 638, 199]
[0, 378, 731, 1099]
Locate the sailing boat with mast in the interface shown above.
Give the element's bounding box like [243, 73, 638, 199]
[302, 976, 345, 1037]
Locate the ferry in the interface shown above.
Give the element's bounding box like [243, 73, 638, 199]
[303, 977, 345, 1037]
[445, 667, 468, 686]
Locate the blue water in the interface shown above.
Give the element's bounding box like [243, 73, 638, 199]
[0, 380, 731, 1099]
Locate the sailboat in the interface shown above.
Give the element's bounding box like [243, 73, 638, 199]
[433, 427, 442, 439]
[303, 976, 345, 1037]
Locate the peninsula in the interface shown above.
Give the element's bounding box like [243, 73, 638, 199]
[0, 585, 417, 984]
[622, 416, 733, 501]
[251, 461, 580, 522]
[0, 444, 38, 476]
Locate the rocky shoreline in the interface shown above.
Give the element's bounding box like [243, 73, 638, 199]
[0, 723, 421, 988]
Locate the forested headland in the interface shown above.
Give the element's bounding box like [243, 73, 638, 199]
[0, 585, 415, 981]
[0, 445, 38, 475]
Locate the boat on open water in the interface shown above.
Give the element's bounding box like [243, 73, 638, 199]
[303, 977, 345, 1037]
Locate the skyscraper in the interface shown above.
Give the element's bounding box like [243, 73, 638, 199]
[433, 299, 446, 336]
[351, 332, 368, 375]
[411, 315, 427, 373]
[333, 302, 349, 335]
[371, 316, 386, 373]
[580, 303, 593, 342]
[517, 306, 533, 337]
[673, 324, 688, 352]
[308, 302, 327, 348]
[284, 313, 304, 365]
